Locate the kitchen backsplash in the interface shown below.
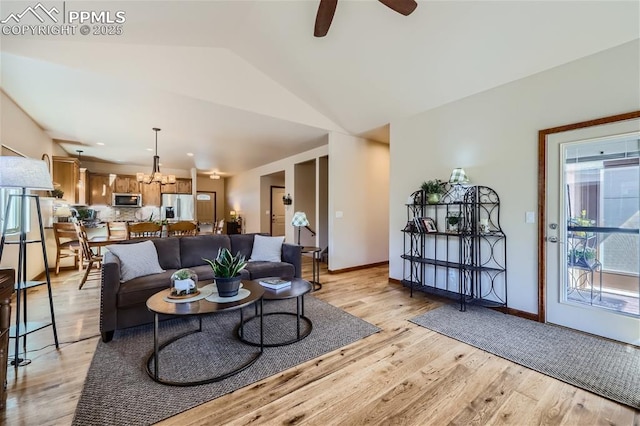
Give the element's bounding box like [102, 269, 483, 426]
[92, 206, 161, 222]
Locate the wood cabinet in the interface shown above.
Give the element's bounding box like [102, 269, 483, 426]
[88, 173, 112, 205]
[177, 179, 192, 194]
[52, 156, 79, 204]
[113, 176, 140, 194]
[0, 268, 14, 410]
[140, 182, 161, 206]
[161, 179, 192, 194]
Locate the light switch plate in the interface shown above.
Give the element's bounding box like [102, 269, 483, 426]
[335, 211, 343, 218]
[525, 211, 535, 223]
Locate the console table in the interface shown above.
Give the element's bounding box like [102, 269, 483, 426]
[300, 246, 322, 291]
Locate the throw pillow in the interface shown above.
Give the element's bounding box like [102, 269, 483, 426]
[249, 235, 284, 262]
[106, 240, 165, 282]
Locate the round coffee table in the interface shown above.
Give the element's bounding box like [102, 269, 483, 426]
[238, 277, 312, 347]
[145, 280, 265, 386]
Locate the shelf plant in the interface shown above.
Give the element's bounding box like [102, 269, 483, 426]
[421, 179, 445, 204]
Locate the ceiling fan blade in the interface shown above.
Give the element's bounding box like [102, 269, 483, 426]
[378, 0, 418, 16]
[314, 0, 338, 37]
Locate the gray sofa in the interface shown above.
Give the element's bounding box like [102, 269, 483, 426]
[100, 233, 301, 342]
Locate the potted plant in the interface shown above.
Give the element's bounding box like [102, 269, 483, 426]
[203, 248, 247, 297]
[568, 247, 597, 268]
[51, 188, 64, 199]
[169, 268, 198, 297]
[446, 212, 461, 233]
[421, 179, 445, 204]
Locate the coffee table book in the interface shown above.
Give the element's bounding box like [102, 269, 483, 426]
[259, 278, 291, 290]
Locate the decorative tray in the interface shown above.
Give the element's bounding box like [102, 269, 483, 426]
[167, 290, 201, 300]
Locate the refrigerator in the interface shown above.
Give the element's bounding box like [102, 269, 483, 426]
[161, 194, 195, 221]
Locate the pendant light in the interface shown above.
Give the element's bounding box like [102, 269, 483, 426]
[137, 128, 176, 185]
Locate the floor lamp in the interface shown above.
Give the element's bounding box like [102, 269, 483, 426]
[0, 157, 59, 366]
[291, 211, 309, 245]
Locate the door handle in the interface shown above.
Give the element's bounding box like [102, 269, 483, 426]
[547, 236, 558, 243]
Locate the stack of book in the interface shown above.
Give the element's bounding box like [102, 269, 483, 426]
[259, 278, 291, 290]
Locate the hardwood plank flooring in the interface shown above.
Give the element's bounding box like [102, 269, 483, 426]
[2, 259, 639, 425]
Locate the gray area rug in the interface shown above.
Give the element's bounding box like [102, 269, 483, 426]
[410, 304, 640, 409]
[73, 296, 380, 425]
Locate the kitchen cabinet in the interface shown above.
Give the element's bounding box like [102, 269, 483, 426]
[52, 156, 79, 204]
[113, 176, 140, 194]
[177, 179, 192, 194]
[161, 178, 192, 194]
[140, 182, 161, 206]
[88, 173, 112, 205]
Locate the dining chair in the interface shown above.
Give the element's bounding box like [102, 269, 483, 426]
[214, 219, 225, 234]
[167, 221, 197, 237]
[74, 222, 103, 289]
[127, 222, 163, 239]
[52, 222, 80, 274]
[107, 221, 129, 240]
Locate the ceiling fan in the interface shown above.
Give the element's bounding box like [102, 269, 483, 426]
[314, 0, 418, 37]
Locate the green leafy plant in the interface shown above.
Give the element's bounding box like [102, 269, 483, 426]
[203, 248, 247, 278]
[421, 179, 444, 195]
[51, 189, 64, 198]
[173, 269, 191, 280]
[568, 247, 596, 266]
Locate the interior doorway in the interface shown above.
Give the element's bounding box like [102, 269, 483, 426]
[270, 186, 285, 236]
[196, 192, 217, 233]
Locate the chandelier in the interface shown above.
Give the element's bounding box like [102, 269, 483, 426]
[136, 127, 176, 185]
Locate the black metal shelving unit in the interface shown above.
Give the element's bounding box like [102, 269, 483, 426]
[402, 184, 507, 311]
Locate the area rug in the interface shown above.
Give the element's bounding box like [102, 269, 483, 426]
[73, 296, 380, 425]
[410, 303, 640, 409]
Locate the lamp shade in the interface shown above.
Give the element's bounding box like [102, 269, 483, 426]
[0, 156, 53, 190]
[291, 211, 309, 227]
[449, 168, 469, 184]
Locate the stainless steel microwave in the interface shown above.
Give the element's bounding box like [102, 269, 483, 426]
[112, 193, 142, 207]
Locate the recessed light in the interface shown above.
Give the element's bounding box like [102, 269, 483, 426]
[146, 148, 153, 152]
[187, 153, 194, 157]
[96, 142, 105, 146]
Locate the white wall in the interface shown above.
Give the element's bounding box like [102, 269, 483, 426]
[389, 40, 640, 315]
[226, 142, 329, 245]
[294, 160, 316, 246]
[0, 91, 56, 277]
[328, 133, 390, 271]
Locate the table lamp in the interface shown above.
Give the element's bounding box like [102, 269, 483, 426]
[291, 211, 309, 245]
[449, 167, 470, 202]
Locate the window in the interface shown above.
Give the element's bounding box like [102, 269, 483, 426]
[0, 188, 24, 235]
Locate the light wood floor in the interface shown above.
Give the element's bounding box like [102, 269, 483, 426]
[3, 259, 639, 425]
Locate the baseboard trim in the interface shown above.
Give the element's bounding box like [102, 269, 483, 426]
[388, 277, 538, 321]
[328, 261, 388, 274]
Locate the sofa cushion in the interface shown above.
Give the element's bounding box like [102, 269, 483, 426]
[106, 241, 165, 282]
[245, 261, 295, 280]
[250, 235, 284, 262]
[229, 234, 257, 260]
[117, 270, 176, 307]
[192, 265, 251, 282]
[151, 237, 181, 270]
[180, 235, 231, 268]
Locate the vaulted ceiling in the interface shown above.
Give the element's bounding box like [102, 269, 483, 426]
[1, 1, 638, 176]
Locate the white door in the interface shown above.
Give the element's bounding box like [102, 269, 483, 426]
[271, 187, 285, 236]
[545, 118, 640, 345]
